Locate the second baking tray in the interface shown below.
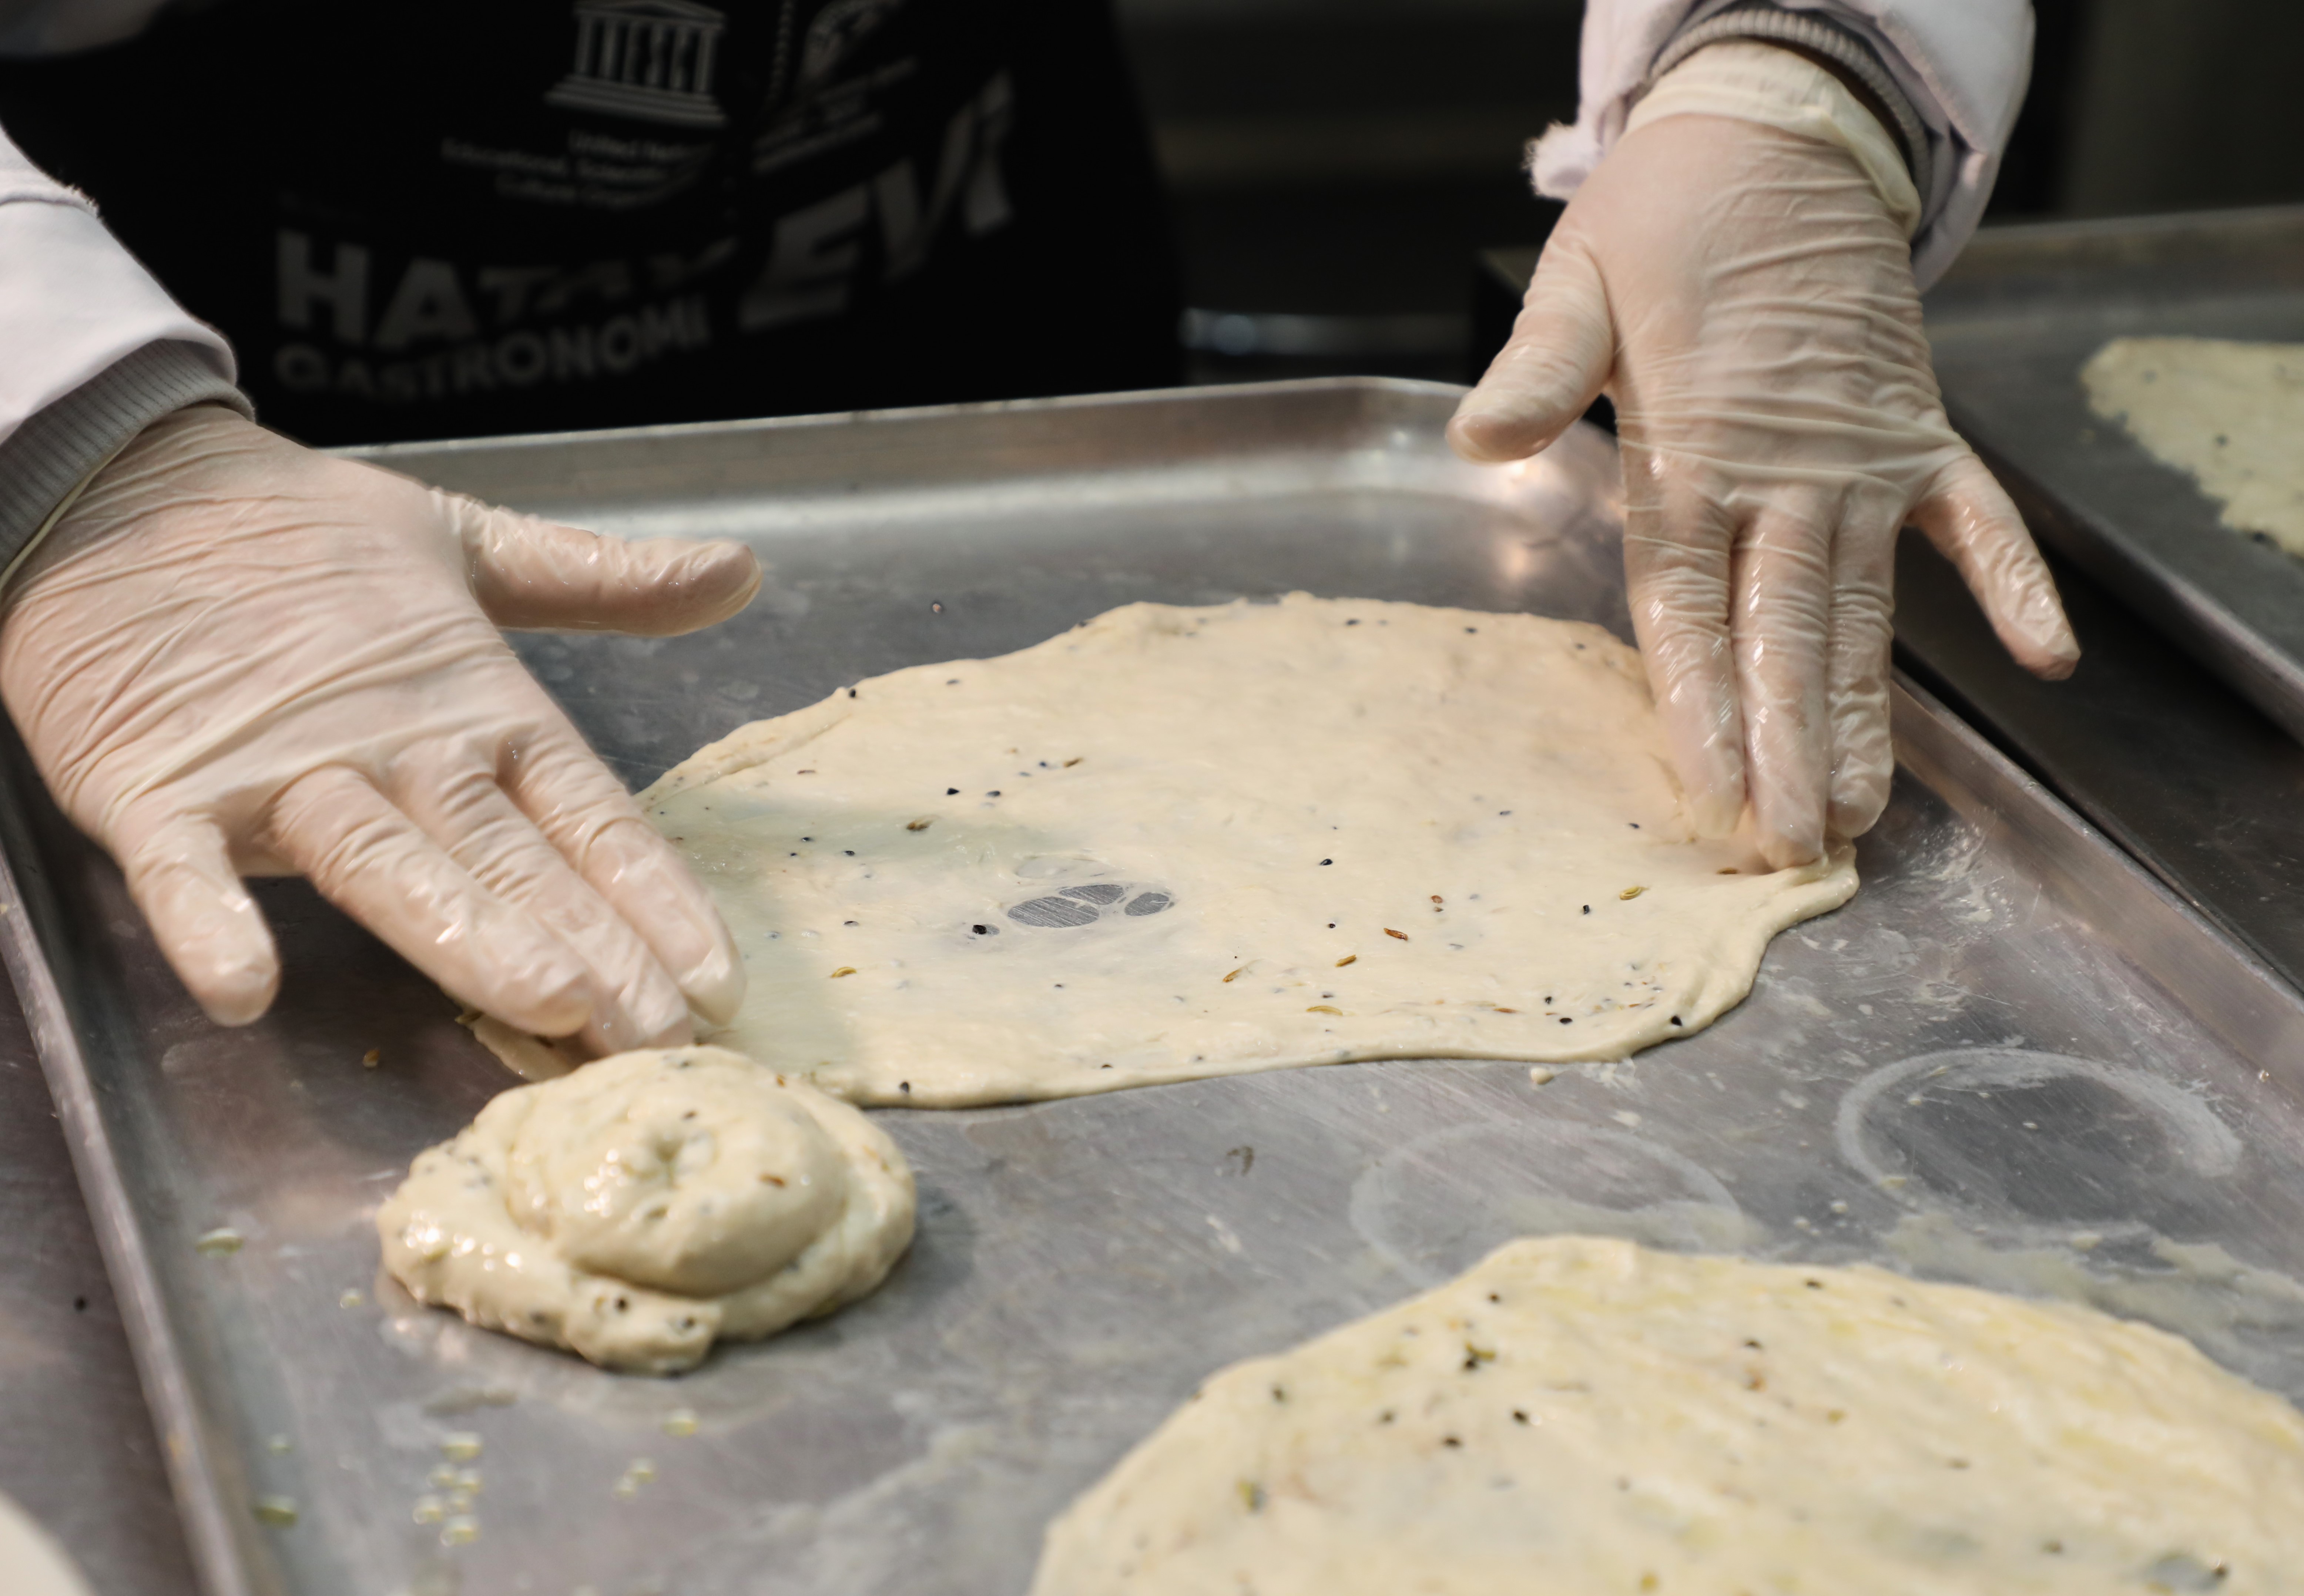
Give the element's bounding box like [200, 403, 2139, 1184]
[9, 378, 2304, 1596]
[1925, 204, 2304, 744]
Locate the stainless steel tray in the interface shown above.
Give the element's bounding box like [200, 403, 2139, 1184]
[1925, 204, 2304, 744]
[8, 377, 2304, 1596]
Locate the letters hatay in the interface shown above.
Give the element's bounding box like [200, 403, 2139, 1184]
[547, 0, 728, 129]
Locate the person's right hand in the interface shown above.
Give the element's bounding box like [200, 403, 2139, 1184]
[0, 405, 761, 1054]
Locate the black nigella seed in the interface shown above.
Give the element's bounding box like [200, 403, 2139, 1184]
[1320, 859, 1333, 866]
[1582, 905, 1592, 915]
[900, 1082, 912, 1093]
[972, 924, 990, 934]
[946, 787, 960, 795]
[1559, 1017, 1573, 1025]
[987, 790, 1001, 797]
[1670, 1016, 1683, 1027]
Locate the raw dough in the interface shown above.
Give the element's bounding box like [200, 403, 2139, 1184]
[0, 1492, 94, 1596]
[506, 595, 1853, 1107]
[2082, 336, 2304, 554]
[1033, 1236, 2304, 1595]
[378, 1046, 914, 1374]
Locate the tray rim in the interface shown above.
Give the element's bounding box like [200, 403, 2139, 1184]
[1926, 202, 2304, 749]
[5, 375, 2302, 1596]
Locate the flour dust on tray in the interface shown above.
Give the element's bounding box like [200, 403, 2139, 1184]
[379, 1047, 914, 1374]
[2082, 336, 2304, 555]
[1033, 1236, 2304, 1595]
[483, 595, 1855, 1106]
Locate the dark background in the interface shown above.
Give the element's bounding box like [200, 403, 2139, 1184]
[1116, 0, 2304, 384]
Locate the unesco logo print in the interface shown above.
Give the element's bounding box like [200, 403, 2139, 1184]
[546, 0, 729, 129]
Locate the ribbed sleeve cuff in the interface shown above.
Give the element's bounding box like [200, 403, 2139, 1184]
[0, 339, 252, 571]
[1643, 3, 1932, 206]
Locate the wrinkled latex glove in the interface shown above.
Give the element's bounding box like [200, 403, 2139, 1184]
[1452, 114, 2079, 867]
[0, 406, 762, 1051]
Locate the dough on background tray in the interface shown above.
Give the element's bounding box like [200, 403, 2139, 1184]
[482, 595, 1855, 1105]
[2082, 336, 2304, 555]
[378, 1046, 914, 1375]
[1033, 1235, 2304, 1596]
[0, 1490, 94, 1596]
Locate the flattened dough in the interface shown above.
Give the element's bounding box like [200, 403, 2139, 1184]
[561, 596, 1854, 1108]
[2083, 336, 2304, 554]
[1034, 1236, 2304, 1595]
[378, 1046, 914, 1374]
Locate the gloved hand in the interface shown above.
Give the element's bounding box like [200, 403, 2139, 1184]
[1452, 110, 2079, 867]
[0, 405, 761, 1052]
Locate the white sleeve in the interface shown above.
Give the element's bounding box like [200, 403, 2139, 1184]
[1531, 0, 2033, 287]
[0, 121, 248, 561]
[0, 121, 238, 439]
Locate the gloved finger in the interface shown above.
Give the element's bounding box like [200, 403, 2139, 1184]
[1731, 494, 1835, 869]
[1448, 242, 1615, 464]
[498, 723, 745, 1026]
[114, 813, 279, 1025]
[1621, 457, 1745, 837]
[445, 494, 763, 636]
[1909, 453, 2080, 681]
[392, 749, 694, 1055]
[1824, 505, 1901, 841]
[264, 765, 593, 1038]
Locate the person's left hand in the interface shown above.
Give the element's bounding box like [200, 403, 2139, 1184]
[1450, 111, 2077, 867]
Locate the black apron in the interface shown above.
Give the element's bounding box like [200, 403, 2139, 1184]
[0, 0, 1181, 445]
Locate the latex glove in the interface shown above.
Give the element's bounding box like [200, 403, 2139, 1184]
[0, 406, 762, 1052]
[1452, 112, 2079, 867]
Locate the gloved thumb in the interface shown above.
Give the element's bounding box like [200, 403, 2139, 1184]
[1909, 454, 2081, 681]
[1449, 242, 1615, 464]
[118, 815, 280, 1025]
[449, 494, 764, 635]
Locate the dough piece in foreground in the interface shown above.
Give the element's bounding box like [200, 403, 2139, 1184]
[1034, 1236, 2304, 1595]
[378, 1046, 914, 1375]
[547, 595, 1853, 1107]
[2082, 336, 2304, 555]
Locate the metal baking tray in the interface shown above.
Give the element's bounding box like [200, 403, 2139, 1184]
[1926, 204, 2304, 744]
[7, 378, 2304, 1596]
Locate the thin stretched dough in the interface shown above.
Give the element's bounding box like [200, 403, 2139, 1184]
[490, 595, 1857, 1105]
[1035, 1236, 2304, 1595]
[2083, 336, 2304, 555]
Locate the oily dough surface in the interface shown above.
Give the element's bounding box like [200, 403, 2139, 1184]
[2082, 336, 2304, 555]
[1033, 1235, 2304, 1596]
[378, 1046, 915, 1375]
[562, 595, 1856, 1108]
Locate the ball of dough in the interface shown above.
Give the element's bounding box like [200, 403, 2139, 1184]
[379, 1046, 915, 1375]
[505, 1052, 850, 1296]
